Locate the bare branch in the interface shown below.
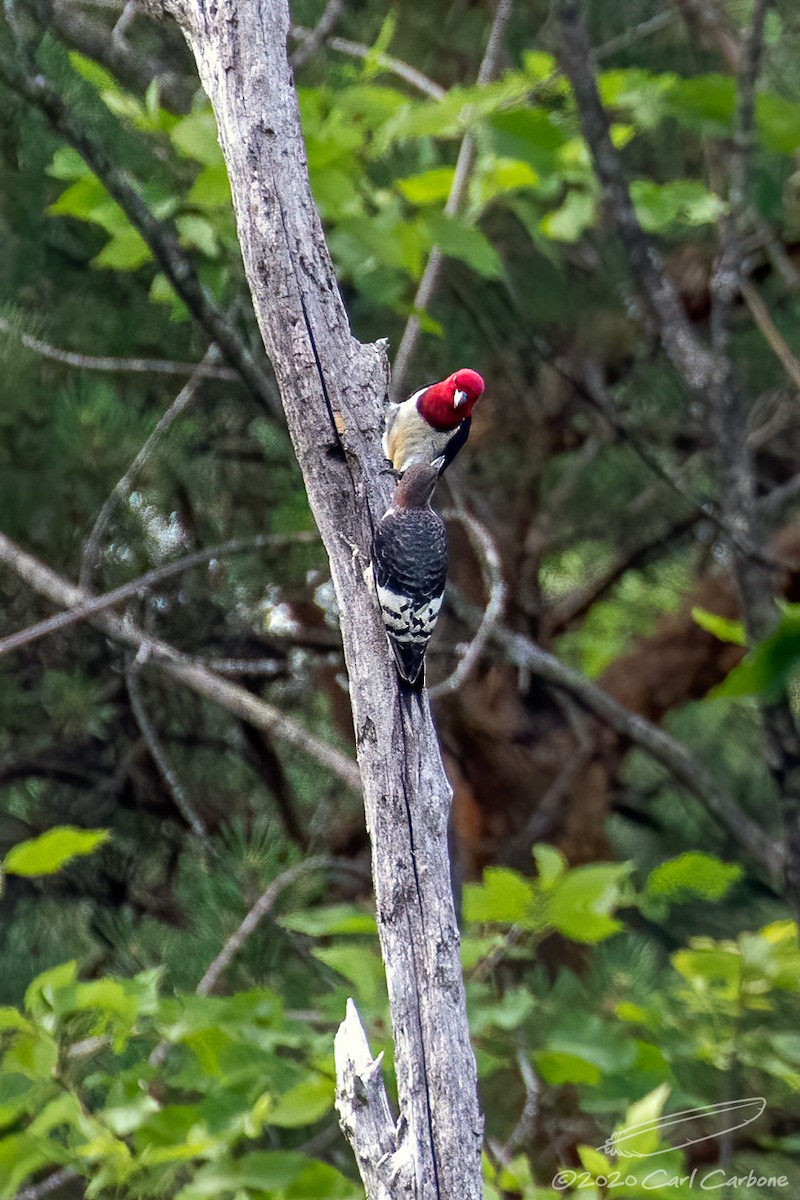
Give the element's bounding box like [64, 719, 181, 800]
[126, 658, 208, 837]
[0, 313, 238, 380]
[543, 513, 700, 638]
[740, 280, 800, 393]
[391, 0, 514, 396]
[0, 531, 318, 660]
[472, 613, 784, 879]
[592, 9, 679, 61]
[289, 0, 344, 70]
[195, 855, 339, 995]
[675, 0, 742, 70]
[291, 29, 445, 100]
[0, 531, 361, 791]
[80, 345, 217, 586]
[22, 0, 193, 112]
[759, 472, 800, 522]
[554, 0, 800, 913]
[150, 855, 363, 1059]
[0, 49, 280, 417]
[14, 1169, 79, 1200]
[497, 1046, 540, 1165]
[554, 0, 717, 393]
[430, 504, 506, 697]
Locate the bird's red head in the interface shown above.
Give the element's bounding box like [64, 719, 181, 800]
[417, 368, 485, 431]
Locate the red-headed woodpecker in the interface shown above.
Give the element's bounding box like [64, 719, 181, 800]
[372, 461, 447, 687]
[383, 368, 485, 474]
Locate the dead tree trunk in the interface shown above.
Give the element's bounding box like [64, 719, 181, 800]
[150, 1, 483, 1196]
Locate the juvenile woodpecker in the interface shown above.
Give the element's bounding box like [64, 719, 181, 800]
[383, 368, 485, 474]
[372, 461, 447, 687]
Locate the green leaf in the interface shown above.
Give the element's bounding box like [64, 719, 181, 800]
[491, 109, 567, 175]
[312, 946, 386, 1008]
[547, 1013, 638, 1073]
[175, 1150, 310, 1196]
[646, 852, 743, 902]
[535, 1050, 601, 1085]
[47, 146, 89, 181]
[540, 189, 596, 243]
[463, 867, 536, 925]
[48, 175, 108, 223]
[522, 51, 557, 82]
[268, 1076, 333, 1127]
[577, 1144, 612, 1176]
[421, 213, 502, 278]
[0, 1074, 37, 1129]
[673, 943, 740, 989]
[287, 1159, 359, 1198]
[667, 74, 735, 134]
[533, 843, 566, 889]
[188, 163, 232, 209]
[474, 157, 539, 208]
[757, 93, 800, 155]
[1, 1029, 58, 1080]
[3, 827, 109, 877]
[371, 11, 397, 58]
[547, 862, 631, 943]
[0, 1008, 31, 1032]
[396, 167, 456, 206]
[630, 179, 725, 232]
[149, 272, 189, 321]
[279, 904, 376, 936]
[712, 602, 800, 700]
[691, 607, 746, 645]
[0, 1133, 50, 1200]
[92, 227, 152, 270]
[68, 51, 121, 96]
[176, 214, 219, 258]
[169, 111, 224, 166]
[24, 961, 78, 1019]
[609, 1083, 671, 1160]
[598, 67, 677, 130]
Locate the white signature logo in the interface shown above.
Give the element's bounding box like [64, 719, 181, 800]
[599, 1096, 766, 1160]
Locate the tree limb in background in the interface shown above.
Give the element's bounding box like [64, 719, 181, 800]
[125, 657, 208, 837]
[740, 280, 800, 393]
[451, 583, 783, 877]
[431, 505, 506, 697]
[0, 530, 361, 792]
[0, 47, 281, 418]
[22, 0, 194, 112]
[14, 1167, 79, 1200]
[708, 0, 800, 914]
[553, 0, 800, 916]
[0, 531, 318, 659]
[289, 0, 343, 70]
[146, 0, 485, 1192]
[291, 28, 446, 100]
[0, 313, 239, 380]
[488, 619, 784, 880]
[195, 855, 344, 995]
[675, 0, 742, 70]
[80, 344, 218, 586]
[391, 0, 515, 397]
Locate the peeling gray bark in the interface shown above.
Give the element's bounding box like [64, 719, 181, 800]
[149, 1, 483, 1195]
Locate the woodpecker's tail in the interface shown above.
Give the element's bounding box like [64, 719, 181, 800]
[389, 637, 426, 690]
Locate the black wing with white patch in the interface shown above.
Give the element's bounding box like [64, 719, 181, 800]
[437, 415, 471, 474]
[372, 508, 448, 686]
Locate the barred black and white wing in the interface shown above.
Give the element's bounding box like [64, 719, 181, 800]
[372, 507, 448, 687]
